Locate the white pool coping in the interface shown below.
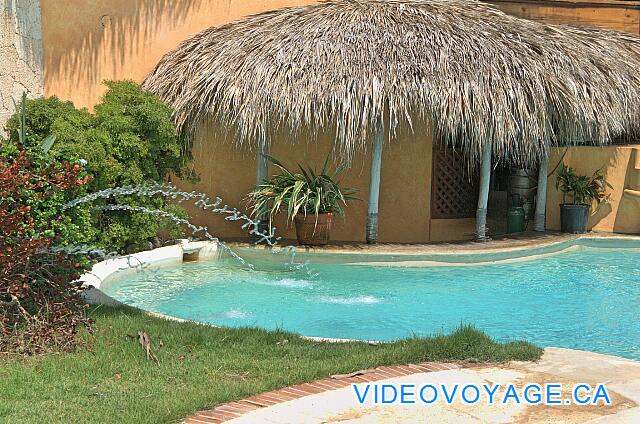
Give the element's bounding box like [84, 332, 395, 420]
[79, 234, 640, 331]
[78, 239, 219, 306]
[79, 234, 640, 306]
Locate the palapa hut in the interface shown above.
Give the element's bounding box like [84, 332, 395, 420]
[143, 0, 640, 243]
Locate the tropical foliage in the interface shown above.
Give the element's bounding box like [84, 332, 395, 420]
[2, 81, 193, 252]
[556, 163, 611, 206]
[246, 156, 357, 221]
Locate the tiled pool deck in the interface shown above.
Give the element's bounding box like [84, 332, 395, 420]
[183, 348, 640, 424]
[182, 362, 460, 424]
[228, 231, 579, 254]
[230, 231, 639, 256]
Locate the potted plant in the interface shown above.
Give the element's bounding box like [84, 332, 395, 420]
[246, 156, 357, 245]
[555, 163, 611, 234]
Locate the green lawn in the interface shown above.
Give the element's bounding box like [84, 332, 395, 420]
[0, 306, 541, 423]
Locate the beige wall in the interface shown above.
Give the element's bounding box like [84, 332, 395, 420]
[182, 123, 433, 243]
[546, 145, 640, 234]
[41, 0, 318, 109]
[490, 0, 640, 236]
[430, 218, 476, 242]
[39, 0, 435, 243]
[38, 0, 640, 111]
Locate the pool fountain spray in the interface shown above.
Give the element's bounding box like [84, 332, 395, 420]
[62, 183, 318, 278]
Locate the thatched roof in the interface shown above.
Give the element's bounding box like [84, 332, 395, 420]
[143, 0, 640, 164]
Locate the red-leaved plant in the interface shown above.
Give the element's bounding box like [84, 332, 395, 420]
[0, 151, 93, 354]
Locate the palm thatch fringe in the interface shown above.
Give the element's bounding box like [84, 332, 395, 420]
[143, 0, 640, 165]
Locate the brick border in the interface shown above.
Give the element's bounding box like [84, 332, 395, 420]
[182, 362, 459, 424]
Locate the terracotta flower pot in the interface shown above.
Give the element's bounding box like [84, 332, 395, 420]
[294, 213, 333, 245]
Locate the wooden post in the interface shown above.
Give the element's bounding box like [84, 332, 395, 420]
[534, 150, 549, 232]
[254, 141, 269, 239]
[256, 142, 269, 187]
[475, 145, 492, 241]
[366, 120, 383, 244]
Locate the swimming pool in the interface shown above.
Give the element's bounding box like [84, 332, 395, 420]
[103, 238, 640, 359]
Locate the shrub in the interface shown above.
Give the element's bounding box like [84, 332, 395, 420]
[0, 151, 92, 354]
[4, 81, 194, 252]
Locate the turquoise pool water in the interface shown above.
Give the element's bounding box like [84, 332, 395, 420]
[104, 239, 640, 360]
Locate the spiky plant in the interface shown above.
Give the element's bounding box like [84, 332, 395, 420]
[556, 163, 612, 206]
[246, 156, 357, 222]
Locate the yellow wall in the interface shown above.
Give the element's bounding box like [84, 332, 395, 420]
[182, 123, 433, 242]
[490, 0, 640, 236]
[435, 144, 640, 239]
[39, 0, 436, 243]
[40, 0, 640, 111]
[41, 0, 319, 109]
[430, 218, 476, 242]
[546, 145, 640, 234]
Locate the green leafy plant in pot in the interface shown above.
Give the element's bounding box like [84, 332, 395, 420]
[555, 163, 611, 234]
[246, 156, 357, 245]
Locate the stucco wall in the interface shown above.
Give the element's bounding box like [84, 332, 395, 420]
[182, 122, 433, 243]
[39, 0, 640, 111]
[0, 0, 43, 130]
[39, 0, 435, 243]
[41, 0, 318, 110]
[489, 0, 640, 236]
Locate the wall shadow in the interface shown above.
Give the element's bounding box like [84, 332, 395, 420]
[613, 147, 640, 234]
[41, 0, 317, 109]
[588, 151, 618, 229]
[41, 0, 208, 107]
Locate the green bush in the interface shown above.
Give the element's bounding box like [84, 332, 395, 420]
[3, 81, 194, 252]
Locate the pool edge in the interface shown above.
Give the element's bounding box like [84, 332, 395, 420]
[79, 234, 640, 357]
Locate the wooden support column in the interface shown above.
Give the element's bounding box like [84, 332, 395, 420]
[256, 142, 269, 186]
[366, 120, 383, 244]
[254, 141, 270, 238]
[534, 150, 549, 232]
[475, 144, 492, 241]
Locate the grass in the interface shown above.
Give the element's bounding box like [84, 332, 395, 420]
[0, 306, 542, 423]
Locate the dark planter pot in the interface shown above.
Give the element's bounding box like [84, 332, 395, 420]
[560, 204, 589, 234]
[507, 206, 526, 234]
[294, 213, 333, 245]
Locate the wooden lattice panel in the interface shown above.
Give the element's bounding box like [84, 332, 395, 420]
[431, 149, 479, 219]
